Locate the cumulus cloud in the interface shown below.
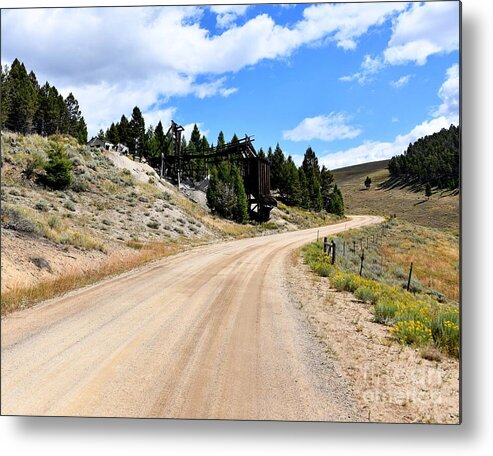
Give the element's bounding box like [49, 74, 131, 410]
[282, 113, 362, 142]
[322, 64, 459, 169]
[384, 2, 459, 65]
[339, 54, 384, 85]
[210, 5, 249, 29]
[1, 4, 410, 135]
[390, 74, 412, 88]
[433, 63, 459, 119]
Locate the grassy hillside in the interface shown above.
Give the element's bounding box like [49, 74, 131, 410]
[333, 160, 459, 234]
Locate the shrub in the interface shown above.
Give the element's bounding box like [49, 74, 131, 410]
[147, 221, 160, 229]
[64, 201, 76, 212]
[34, 200, 50, 212]
[47, 215, 62, 230]
[390, 320, 432, 346]
[71, 175, 90, 192]
[43, 144, 73, 190]
[430, 309, 459, 357]
[374, 299, 399, 324]
[1, 207, 39, 233]
[354, 286, 377, 303]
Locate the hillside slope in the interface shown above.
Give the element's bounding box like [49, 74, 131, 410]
[333, 160, 459, 234]
[1, 132, 340, 305]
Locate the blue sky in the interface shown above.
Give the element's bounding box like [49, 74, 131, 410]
[1, 1, 459, 168]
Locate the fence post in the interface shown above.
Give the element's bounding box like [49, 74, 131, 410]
[317, 230, 319, 243]
[406, 262, 414, 291]
[366, 237, 369, 249]
[359, 249, 365, 276]
[323, 237, 328, 253]
[343, 240, 346, 256]
[353, 240, 356, 253]
[331, 240, 336, 265]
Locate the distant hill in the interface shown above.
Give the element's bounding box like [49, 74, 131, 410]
[388, 125, 460, 189]
[333, 159, 459, 234]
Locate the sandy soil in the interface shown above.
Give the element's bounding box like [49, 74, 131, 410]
[1, 230, 108, 293]
[1, 216, 381, 420]
[285, 252, 460, 424]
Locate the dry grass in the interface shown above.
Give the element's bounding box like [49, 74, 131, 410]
[334, 218, 459, 303]
[332, 160, 459, 234]
[1, 241, 183, 315]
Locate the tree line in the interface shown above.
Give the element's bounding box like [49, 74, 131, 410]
[388, 124, 460, 189]
[259, 144, 344, 216]
[101, 108, 344, 221]
[1, 59, 87, 144]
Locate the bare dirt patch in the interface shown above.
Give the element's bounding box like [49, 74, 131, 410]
[285, 249, 460, 424]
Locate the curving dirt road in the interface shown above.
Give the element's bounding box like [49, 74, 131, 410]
[1, 215, 383, 420]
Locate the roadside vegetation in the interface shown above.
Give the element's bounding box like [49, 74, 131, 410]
[302, 219, 459, 357]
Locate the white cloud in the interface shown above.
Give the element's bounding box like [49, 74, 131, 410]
[143, 107, 176, 131]
[1, 4, 409, 136]
[323, 64, 459, 169]
[210, 5, 249, 29]
[339, 54, 384, 85]
[283, 113, 362, 142]
[321, 115, 455, 170]
[390, 74, 412, 88]
[433, 63, 459, 119]
[384, 2, 459, 65]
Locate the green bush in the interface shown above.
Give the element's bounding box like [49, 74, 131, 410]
[43, 144, 73, 190]
[374, 299, 398, 324]
[354, 286, 377, 303]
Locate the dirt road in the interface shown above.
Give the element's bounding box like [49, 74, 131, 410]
[1, 215, 382, 420]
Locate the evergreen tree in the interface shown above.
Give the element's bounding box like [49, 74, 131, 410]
[301, 147, 322, 210]
[4, 59, 37, 134]
[231, 163, 248, 223]
[270, 143, 285, 191]
[327, 185, 344, 217]
[364, 176, 372, 189]
[1, 64, 11, 128]
[279, 156, 301, 206]
[129, 106, 145, 159]
[257, 147, 266, 160]
[97, 129, 106, 140]
[425, 183, 432, 200]
[118, 114, 131, 147]
[106, 122, 120, 144]
[298, 168, 310, 209]
[43, 144, 73, 190]
[320, 165, 334, 208]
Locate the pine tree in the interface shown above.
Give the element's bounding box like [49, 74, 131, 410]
[4, 59, 38, 134]
[43, 143, 73, 190]
[298, 168, 310, 209]
[257, 147, 266, 160]
[425, 183, 432, 200]
[364, 176, 372, 189]
[280, 156, 301, 206]
[1, 64, 11, 128]
[231, 164, 248, 223]
[129, 106, 145, 159]
[270, 143, 285, 191]
[106, 122, 120, 145]
[327, 185, 344, 216]
[118, 115, 130, 147]
[320, 165, 334, 208]
[301, 147, 322, 211]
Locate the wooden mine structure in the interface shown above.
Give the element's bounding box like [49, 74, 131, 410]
[162, 121, 276, 222]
